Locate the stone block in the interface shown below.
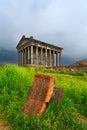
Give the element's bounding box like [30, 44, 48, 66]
[28, 74, 54, 102]
[22, 99, 46, 116]
[22, 74, 54, 116]
[52, 87, 64, 102]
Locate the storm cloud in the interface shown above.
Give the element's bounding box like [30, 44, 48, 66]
[0, 0, 87, 64]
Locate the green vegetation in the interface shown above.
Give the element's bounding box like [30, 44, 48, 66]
[0, 64, 35, 129]
[0, 65, 87, 130]
[35, 67, 87, 76]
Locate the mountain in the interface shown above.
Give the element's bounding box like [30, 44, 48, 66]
[0, 47, 18, 65]
[62, 56, 75, 66]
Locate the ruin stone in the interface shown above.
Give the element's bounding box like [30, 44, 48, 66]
[52, 87, 64, 102]
[22, 74, 55, 116]
[76, 61, 87, 66]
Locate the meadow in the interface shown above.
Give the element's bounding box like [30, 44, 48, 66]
[0, 64, 87, 130]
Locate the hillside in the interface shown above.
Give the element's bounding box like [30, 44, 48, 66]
[0, 65, 87, 130]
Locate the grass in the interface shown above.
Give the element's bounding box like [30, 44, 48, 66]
[0, 65, 87, 130]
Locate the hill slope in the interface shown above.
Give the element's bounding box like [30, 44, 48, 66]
[0, 65, 87, 130]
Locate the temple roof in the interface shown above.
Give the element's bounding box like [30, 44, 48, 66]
[16, 35, 63, 50]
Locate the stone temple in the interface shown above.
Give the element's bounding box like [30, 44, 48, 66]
[16, 35, 63, 67]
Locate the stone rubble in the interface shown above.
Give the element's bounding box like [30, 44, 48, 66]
[22, 74, 64, 117]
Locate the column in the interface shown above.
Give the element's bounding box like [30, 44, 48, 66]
[49, 50, 51, 67]
[59, 52, 62, 66]
[18, 51, 20, 65]
[23, 49, 25, 65]
[21, 50, 23, 66]
[31, 46, 33, 64]
[36, 46, 38, 65]
[41, 48, 43, 65]
[51, 51, 53, 67]
[43, 49, 45, 66]
[56, 52, 58, 67]
[25, 48, 26, 65]
[45, 48, 47, 66]
[28, 47, 29, 64]
[20, 51, 22, 65]
[53, 51, 54, 67]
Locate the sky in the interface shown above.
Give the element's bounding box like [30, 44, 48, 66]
[0, 0, 87, 64]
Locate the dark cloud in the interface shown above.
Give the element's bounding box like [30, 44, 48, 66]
[0, 47, 17, 64]
[0, 0, 87, 65]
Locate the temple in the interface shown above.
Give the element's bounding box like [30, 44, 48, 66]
[16, 35, 63, 67]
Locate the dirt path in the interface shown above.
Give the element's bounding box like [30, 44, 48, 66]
[0, 121, 9, 130]
[0, 115, 10, 130]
